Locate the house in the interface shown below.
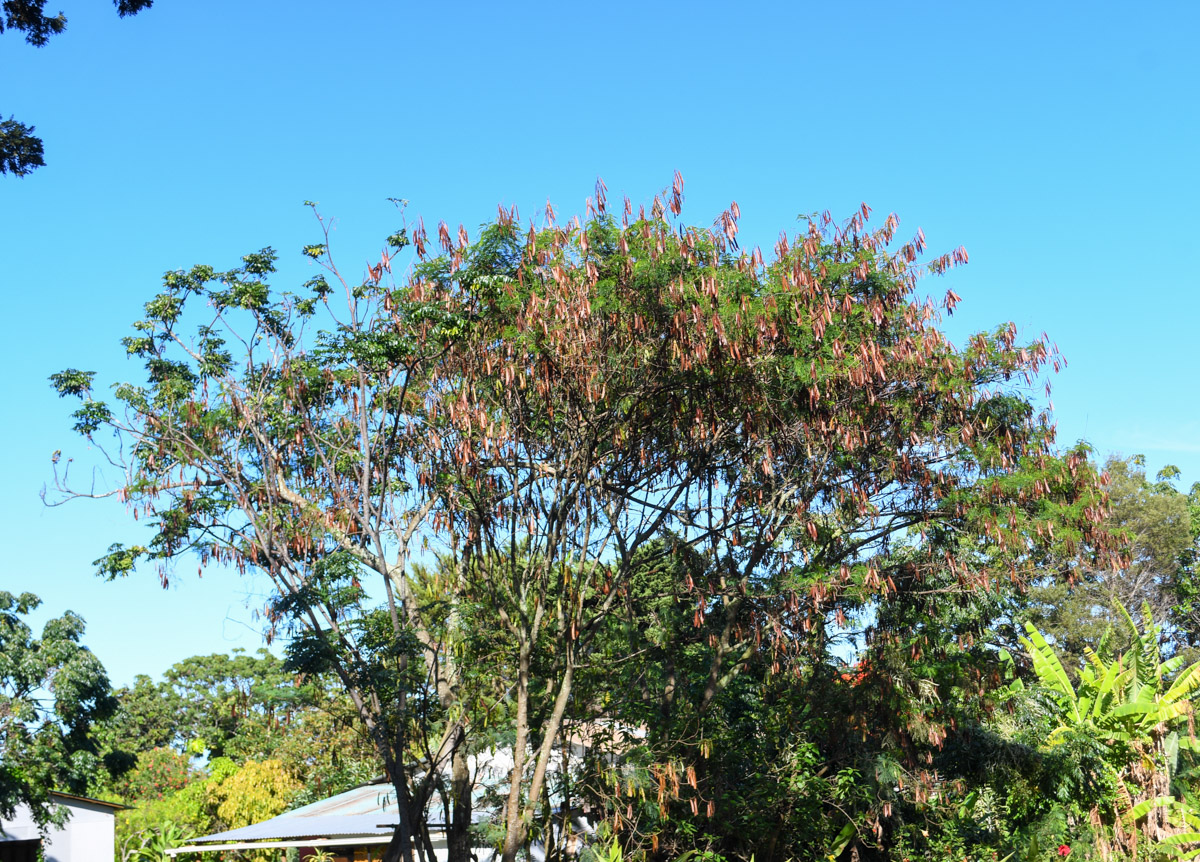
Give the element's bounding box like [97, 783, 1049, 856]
[164, 779, 497, 861]
[0, 792, 123, 862]
[165, 760, 596, 860]
[166, 740, 612, 860]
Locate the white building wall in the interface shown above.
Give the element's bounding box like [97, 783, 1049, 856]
[0, 797, 116, 862]
[0, 802, 43, 842]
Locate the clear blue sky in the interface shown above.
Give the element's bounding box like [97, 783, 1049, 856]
[2, 0, 1196, 687]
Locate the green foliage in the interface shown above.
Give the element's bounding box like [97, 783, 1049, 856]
[102, 646, 382, 856]
[1018, 605, 1200, 858]
[89, 674, 177, 783]
[160, 648, 318, 760]
[51, 183, 1126, 862]
[0, 115, 44, 176]
[118, 820, 195, 862]
[109, 747, 193, 802]
[113, 756, 298, 860]
[0, 591, 117, 835]
[114, 770, 208, 853]
[1026, 455, 1200, 669]
[49, 367, 96, 397]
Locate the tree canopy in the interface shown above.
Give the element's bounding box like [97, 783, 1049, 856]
[0, 591, 117, 834]
[1027, 455, 1200, 669]
[50, 180, 1136, 861]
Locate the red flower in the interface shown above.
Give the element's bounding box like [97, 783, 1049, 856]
[1057, 846, 1071, 857]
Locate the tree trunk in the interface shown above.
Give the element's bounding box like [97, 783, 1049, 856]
[447, 727, 474, 862]
[501, 642, 532, 862]
[382, 829, 411, 862]
[381, 770, 418, 862]
[521, 663, 574, 829]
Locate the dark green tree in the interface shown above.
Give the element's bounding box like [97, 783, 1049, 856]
[0, 591, 117, 834]
[1, 0, 154, 176]
[162, 648, 316, 760]
[94, 674, 182, 762]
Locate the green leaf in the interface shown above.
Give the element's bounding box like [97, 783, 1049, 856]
[49, 369, 96, 398]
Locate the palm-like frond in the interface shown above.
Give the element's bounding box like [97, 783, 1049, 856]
[1021, 623, 1078, 721]
[1123, 794, 1176, 825]
[1167, 663, 1200, 706]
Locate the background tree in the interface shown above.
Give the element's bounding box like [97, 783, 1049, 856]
[0, 590, 118, 834]
[90, 647, 380, 855]
[1027, 455, 1200, 669]
[95, 674, 182, 759]
[93, 648, 378, 783]
[1162, 469, 1200, 646]
[160, 648, 317, 759]
[1, 0, 154, 176]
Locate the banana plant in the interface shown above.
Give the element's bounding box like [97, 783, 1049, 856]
[1019, 603, 1200, 859]
[1019, 606, 1200, 750]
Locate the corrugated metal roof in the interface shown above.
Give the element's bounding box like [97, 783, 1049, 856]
[191, 771, 500, 844]
[277, 782, 400, 820]
[191, 783, 401, 844]
[193, 813, 397, 843]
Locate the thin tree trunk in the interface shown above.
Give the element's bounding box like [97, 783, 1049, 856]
[521, 663, 574, 829]
[502, 642, 532, 862]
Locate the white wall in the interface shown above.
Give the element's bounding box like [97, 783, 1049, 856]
[1, 797, 115, 862]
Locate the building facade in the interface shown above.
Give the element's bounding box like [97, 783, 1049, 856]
[0, 793, 121, 862]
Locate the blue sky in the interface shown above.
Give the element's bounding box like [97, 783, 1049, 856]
[2, 0, 1196, 686]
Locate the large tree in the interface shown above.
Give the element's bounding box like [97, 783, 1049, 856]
[49, 180, 1115, 861]
[0, 591, 117, 835]
[406, 183, 1116, 860]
